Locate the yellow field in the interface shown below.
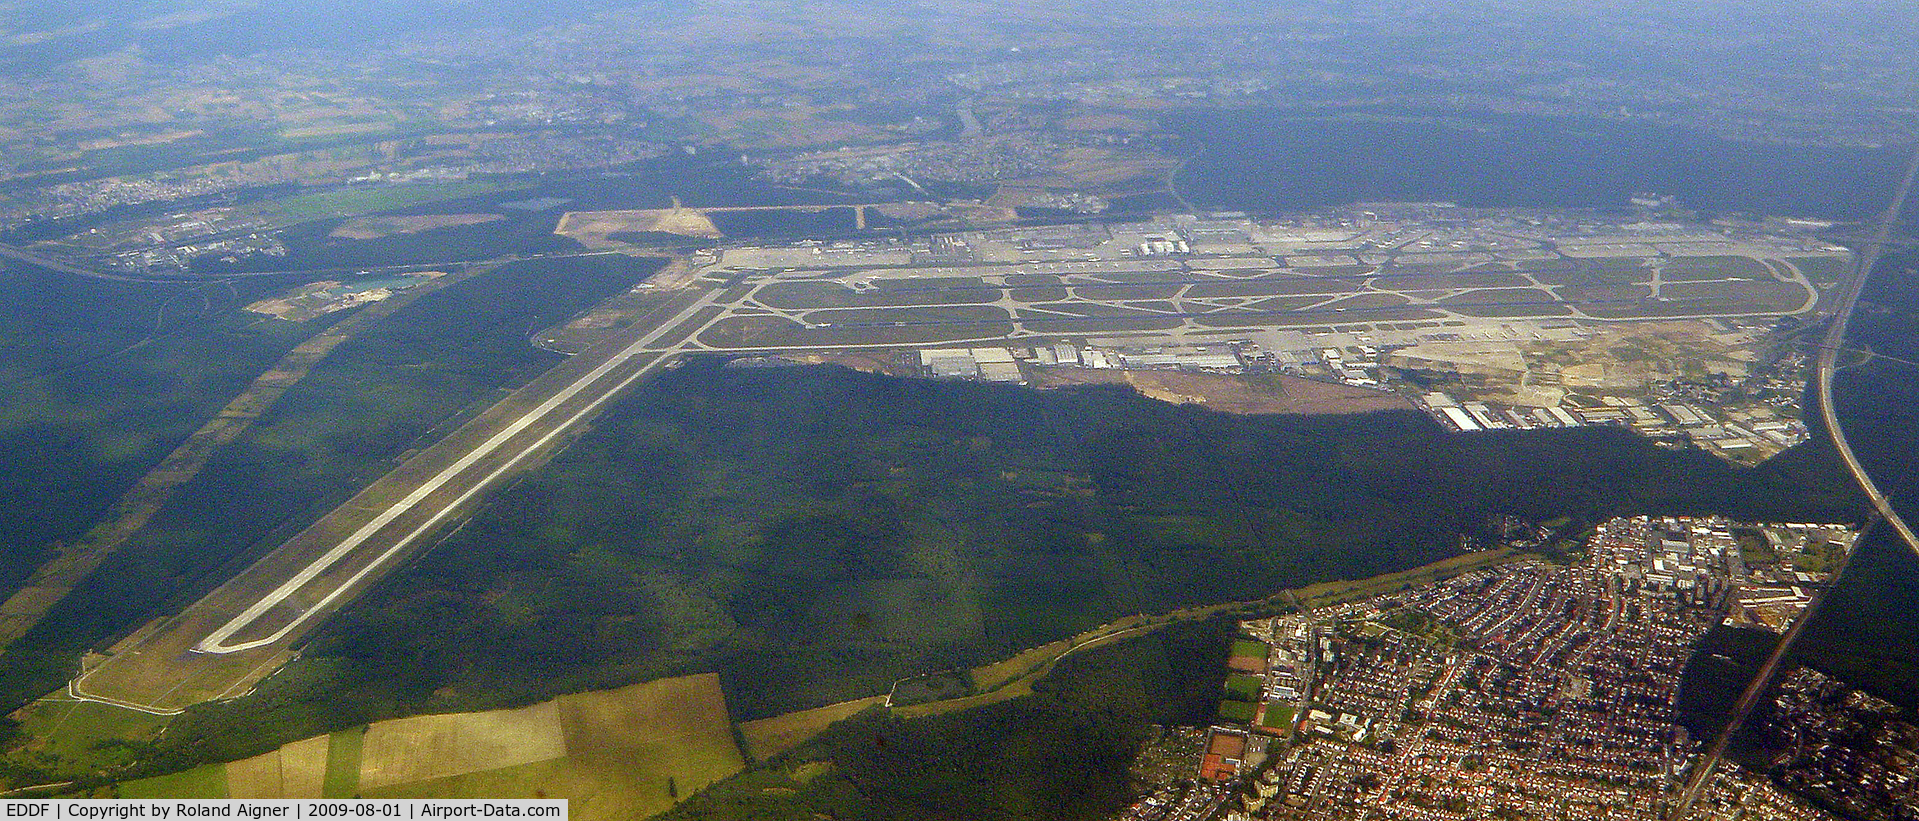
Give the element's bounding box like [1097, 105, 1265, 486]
[364, 674, 745, 821]
[359, 701, 567, 790]
[1289, 549, 1519, 609]
[224, 749, 280, 799]
[739, 695, 885, 761]
[116, 673, 745, 819]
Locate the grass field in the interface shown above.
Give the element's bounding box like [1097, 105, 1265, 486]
[1223, 674, 1262, 701]
[739, 696, 886, 761]
[1217, 700, 1256, 722]
[803, 305, 1010, 326]
[1011, 287, 1072, 302]
[1019, 302, 1173, 319]
[1659, 256, 1774, 281]
[1183, 279, 1363, 298]
[754, 282, 999, 310]
[1662, 280, 1810, 312]
[120, 764, 228, 798]
[698, 314, 1020, 348]
[321, 728, 363, 798]
[1229, 640, 1268, 660]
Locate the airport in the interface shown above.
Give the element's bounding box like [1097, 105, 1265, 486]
[69, 205, 1852, 714]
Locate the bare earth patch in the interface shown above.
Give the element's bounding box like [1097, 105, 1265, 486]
[556, 208, 722, 247]
[1033, 367, 1413, 415]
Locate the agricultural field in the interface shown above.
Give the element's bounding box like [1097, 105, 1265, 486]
[2, 214, 1859, 799]
[1658, 255, 1774, 282]
[739, 696, 887, 761]
[107, 673, 744, 821]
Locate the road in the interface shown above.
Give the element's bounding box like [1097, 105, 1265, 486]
[70, 278, 735, 714]
[1816, 141, 1919, 553]
[1667, 141, 1919, 820]
[0, 242, 144, 282]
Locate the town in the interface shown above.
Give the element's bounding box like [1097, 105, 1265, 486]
[1118, 516, 1858, 821]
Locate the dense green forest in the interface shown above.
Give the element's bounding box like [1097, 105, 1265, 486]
[1676, 529, 1919, 774]
[1790, 528, 1919, 707]
[144, 360, 1863, 768]
[1789, 247, 1919, 710]
[1675, 251, 1919, 771]
[0, 255, 657, 712]
[0, 262, 314, 592]
[669, 616, 1238, 821]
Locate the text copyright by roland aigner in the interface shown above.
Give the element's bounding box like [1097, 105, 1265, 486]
[0, 801, 566, 820]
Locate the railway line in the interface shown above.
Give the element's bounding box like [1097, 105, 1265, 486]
[1666, 141, 1919, 821]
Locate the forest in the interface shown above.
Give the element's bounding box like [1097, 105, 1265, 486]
[0, 255, 657, 715]
[0, 262, 314, 591]
[137, 359, 1863, 770]
[667, 616, 1239, 821]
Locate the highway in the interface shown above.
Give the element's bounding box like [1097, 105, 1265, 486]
[1667, 141, 1919, 820]
[1816, 141, 1919, 558]
[0, 242, 143, 282]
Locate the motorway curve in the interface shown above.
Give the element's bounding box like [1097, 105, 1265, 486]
[1668, 142, 1919, 820]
